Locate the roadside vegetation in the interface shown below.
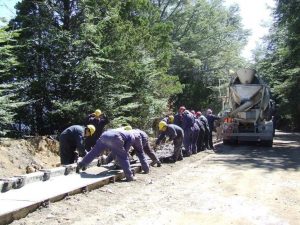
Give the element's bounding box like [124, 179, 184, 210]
[0, 0, 299, 137]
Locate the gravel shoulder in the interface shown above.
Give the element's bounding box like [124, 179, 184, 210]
[10, 131, 300, 225]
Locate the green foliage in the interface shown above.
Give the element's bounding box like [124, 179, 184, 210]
[3, 0, 182, 134]
[77, 0, 182, 129]
[1, 0, 251, 135]
[254, 0, 300, 130]
[153, 0, 249, 112]
[0, 27, 24, 135]
[0, 27, 19, 80]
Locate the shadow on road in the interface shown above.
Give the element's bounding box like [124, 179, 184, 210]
[213, 132, 300, 172]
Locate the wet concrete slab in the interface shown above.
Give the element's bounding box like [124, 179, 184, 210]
[0, 164, 141, 225]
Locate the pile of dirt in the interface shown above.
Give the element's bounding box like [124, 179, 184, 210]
[0, 136, 60, 178]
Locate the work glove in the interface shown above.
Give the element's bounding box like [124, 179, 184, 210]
[74, 151, 79, 162]
[101, 155, 108, 165]
[76, 162, 83, 173]
[167, 138, 173, 143]
[76, 162, 87, 173]
[78, 150, 88, 158]
[102, 114, 110, 124]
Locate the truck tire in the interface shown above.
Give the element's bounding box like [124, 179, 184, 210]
[264, 140, 273, 147]
[223, 139, 237, 145]
[223, 139, 230, 145]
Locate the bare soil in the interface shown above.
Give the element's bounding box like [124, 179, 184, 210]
[6, 131, 300, 225]
[0, 136, 59, 178]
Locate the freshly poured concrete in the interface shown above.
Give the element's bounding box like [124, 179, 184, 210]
[0, 164, 141, 225]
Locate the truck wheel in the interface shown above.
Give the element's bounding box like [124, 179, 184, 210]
[223, 140, 230, 145]
[264, 140, 273, 147]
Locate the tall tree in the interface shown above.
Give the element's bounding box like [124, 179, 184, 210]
[76, 0, 182, 129]
[254, 0, 300, 130]
[152, 0, 249, 112]
[11, 0, 85, 134]
[0, 26, 23, 135]
[9, 0, 182, 134]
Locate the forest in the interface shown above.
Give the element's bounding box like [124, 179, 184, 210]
[0, 0, 299, 136]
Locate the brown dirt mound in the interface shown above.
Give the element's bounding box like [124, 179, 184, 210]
[0, 136, 60, 178]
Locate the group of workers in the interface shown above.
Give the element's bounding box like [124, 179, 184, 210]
[59, 107, 220, 182]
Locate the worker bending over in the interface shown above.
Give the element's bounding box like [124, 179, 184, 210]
[155, 121, 184, 162]
[76, 129, 136, 181]
[59, 125, 95, 165]
[132, 129, 161, 167]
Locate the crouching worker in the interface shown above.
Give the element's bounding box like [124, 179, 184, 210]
[155, 121, 184, 162]
[132, 129, 161, 167]
[104, 126, 152, 172]
[59, 125, 96, 165]
[127, 127, 150, 173]
[76, 129, 136, 181]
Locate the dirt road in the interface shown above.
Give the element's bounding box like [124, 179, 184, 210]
[11, 131, 300, 225]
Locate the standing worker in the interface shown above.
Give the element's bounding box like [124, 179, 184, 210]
[85, 109, 109, 151]
[155, 121, 184, 162]
[206, 109, 220, 150]
[182, 110, 195, 156]
[174, 106, 186, 128]
[195, 111, 205, 151]
[191, 114, 200, 154]
[199, 111, 210, 150]
[59, 125, 96, 165]
[77, 129, 136, 181]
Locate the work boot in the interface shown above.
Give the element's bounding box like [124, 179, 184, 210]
[150, 160, 162, 167]
[126, 176, 137, 182]
[162, 156, 175, 163]
[177, 156, 183, 161]
[157, 161, 162, 167]
[76, 162, 83, 173]
[113, 164, 122, 170]
[143, 170, 150, 174]
[183, 151, 191, 157]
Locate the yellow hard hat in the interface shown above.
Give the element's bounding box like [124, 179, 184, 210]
[94, 109, 102, 117]
[169, 115, 174, 123]
[87, 124, 96, 136]
[124, 125, 132, 130]
[159, 121, 167, 131]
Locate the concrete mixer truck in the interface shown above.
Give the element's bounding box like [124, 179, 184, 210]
[221, 68, 274, 146]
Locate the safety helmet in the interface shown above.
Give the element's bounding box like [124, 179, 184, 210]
[196, 111, 202, 117]
[124, 125, 132, 130]
[191, 110, 195, 115]
[207, 109, 212, 114]
[169, 115, 174, 123]
[94, 109, 102, 117]
[158, 121, 167, 131]
[87, 124, 96, 136]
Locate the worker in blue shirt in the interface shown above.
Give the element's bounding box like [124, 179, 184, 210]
[77, 129, 136, 181]
[155, 121, 184, 162]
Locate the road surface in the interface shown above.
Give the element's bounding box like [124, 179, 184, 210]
[11, 131, 300, 225]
